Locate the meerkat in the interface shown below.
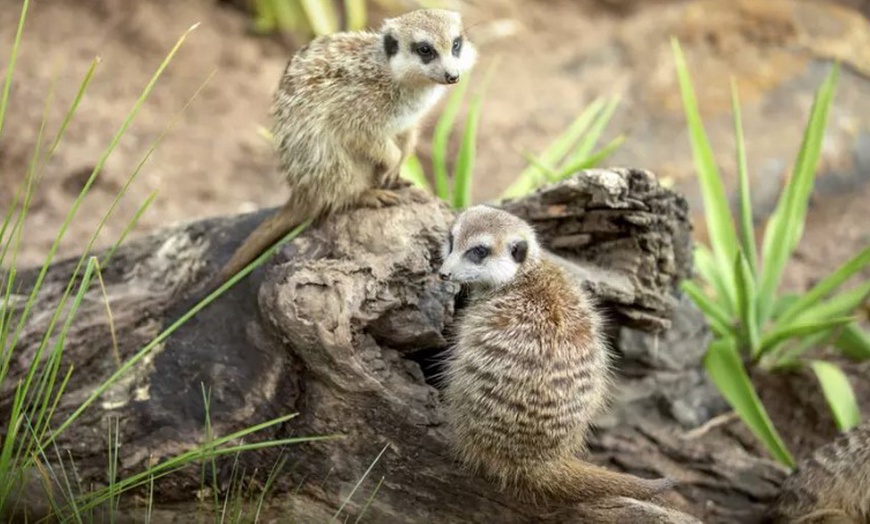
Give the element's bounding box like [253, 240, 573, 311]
[764, 422, 870, 524]
[438, 205, 675, 503]
[207, 9, 476, 290]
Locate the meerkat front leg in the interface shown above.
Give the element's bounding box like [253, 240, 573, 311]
[381, 127, 419, 189]
[356, 138, 404, 209]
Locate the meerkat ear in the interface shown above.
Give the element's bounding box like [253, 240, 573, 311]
[510, 240, 528, 263]
[383, 33, 399, 58]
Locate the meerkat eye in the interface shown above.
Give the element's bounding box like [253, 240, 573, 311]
[465, 245, 490, 264]
[414, 43, 435, 58]
[447, 232, 454, 253]
[452, 36, 463, 57]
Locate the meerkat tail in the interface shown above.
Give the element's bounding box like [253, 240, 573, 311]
[526, 458, 675, 502]
[212, 202, 308, 289]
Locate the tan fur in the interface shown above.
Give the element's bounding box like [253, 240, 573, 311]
[766, 422, 870, 524]
[440, 206, 675, 503]
[207, 9, 475, 289]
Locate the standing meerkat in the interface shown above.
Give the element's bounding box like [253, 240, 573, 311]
[438, 205, 675, 503]
[208, 9, 476, 289]
[765, 422, 870, 523]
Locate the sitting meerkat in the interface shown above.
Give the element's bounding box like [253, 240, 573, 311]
[765, 422, 870, 523]
[206, 8, 477, 291]
[438, 205, 675, 503]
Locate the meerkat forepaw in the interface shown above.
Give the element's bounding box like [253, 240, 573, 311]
[401, 186, 431, 203]
[357, 188, 402, 208]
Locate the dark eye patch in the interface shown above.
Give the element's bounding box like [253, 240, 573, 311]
[452, 36, 462, 57]
[510, 240, 528, 263]
[412, 41, 437, 64]
[465, 245, 490, 264]
[383, 33, 398, 58]
[447, 231, 454, 253]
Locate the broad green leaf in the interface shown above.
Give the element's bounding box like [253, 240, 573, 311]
[760, 316, 854, 362]
[452, 91, 483, 209]
[734, 251, 759, 356]
[731, 79, 757, 278]
[694, 244, 736, 316]
[400, 153, 431, 193]
[809, 360, 860, 431]
[672, 38, 739, 292]
[681, 280, 732, 336]
[778, 244, 870, 325]
[432, 74, 471, 202]
[704, 338, 794, 467]
[299, 0, 340, 36]
[834, 322, 870, 360]
[759, 64, 839, 323]
[500, 97, 605, 200]
[343, 0, 367, 31]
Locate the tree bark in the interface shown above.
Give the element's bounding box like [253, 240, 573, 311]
[3, 168, 787, 523]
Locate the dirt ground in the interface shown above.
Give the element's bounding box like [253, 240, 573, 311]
[2, 0, 870, 498]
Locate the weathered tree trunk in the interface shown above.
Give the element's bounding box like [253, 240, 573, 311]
[3, 169, 787, 523]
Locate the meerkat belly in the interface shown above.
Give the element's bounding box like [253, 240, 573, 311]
[446, 341, 605, 466]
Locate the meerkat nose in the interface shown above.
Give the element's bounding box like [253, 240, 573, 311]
[439, 271, 452, 281]
[444, 72, 459, 84]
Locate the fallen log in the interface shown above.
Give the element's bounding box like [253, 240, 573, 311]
[3, 168, 788, 522]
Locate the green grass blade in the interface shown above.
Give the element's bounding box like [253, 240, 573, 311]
[834, 322, 870, 360]
[45, 57, 100, 158]
[672, 37, 739, 290]
[778, 244, 870, 325]
[681, 280, 732, 336]
[694, 244, 735, 317]
[48, 220, 311, 445]
[432, 75, 471, 202]
[703, 338, 795, 467]
[731, 79, 757, 278]
[565, 96, 621, 165]
[0, 0, 30, 141]
[299, 0, 340, 35]
[758, 64, 839, 323]
[734, 251, 759, 356]
[251, 0, 278, 33]
[760, 316, 855, 360]
[399, 153, 431, 193]
[8, 23, 200, 354]
[450, 63, 497, 209]
[552, 135, 626, 180]
[793, 280, 870, 325]
[353, 475, 385, 524]
[101, 191, 158, 267]
[451, 90, 483, 209]
[330, 443, 389, 522]
[500, 98, 605, 200]
[809, 360, 860, 431]
[343, 0, 367, 31]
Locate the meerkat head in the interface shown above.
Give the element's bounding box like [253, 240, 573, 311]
[381, 9, 476, 87]
[438, 205, 541, 290]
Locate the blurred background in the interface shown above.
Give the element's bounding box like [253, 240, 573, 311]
[2, 0, 870, 297]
